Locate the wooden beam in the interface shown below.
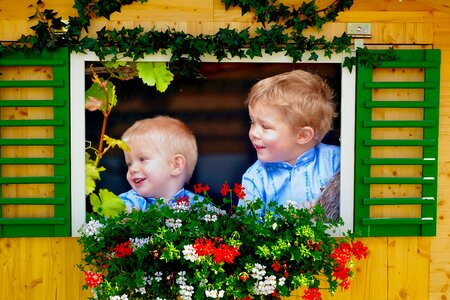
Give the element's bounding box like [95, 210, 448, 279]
[414, 0, 450, 14]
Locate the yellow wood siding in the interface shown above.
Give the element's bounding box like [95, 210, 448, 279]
[0, 0, 449, 299]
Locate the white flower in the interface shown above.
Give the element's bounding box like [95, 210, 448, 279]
[182, 244, 200, 262]
[134, 287, 146, 295]
[179, 284, 194, 300]
[204, 214, 218, 222]
[272, 222, 278, 230]
[251, 263, 266, 280]
[165, 218, 182, 231]
[109, 295, 128, 300]
[154, 271, 163, 282]
[279, 277, 286, 286]
[253, 275, 277, 295]
[169, 201, 191, 212]
[286, 200, 299, 209]
[80, 218, 105, 240]
[205, 289, 225, 298]
[176, 271, 187, 285]
[129, 237, 150, 249]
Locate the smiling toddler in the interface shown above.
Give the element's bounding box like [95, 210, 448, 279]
[118, 116, 199, 212]
[241, 69, 340, 212]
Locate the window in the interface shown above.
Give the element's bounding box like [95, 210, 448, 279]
[70, 51, 355, 236]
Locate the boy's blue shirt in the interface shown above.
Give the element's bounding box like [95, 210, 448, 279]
[241, 143, 340, 208]
[119, 188, 200, 212]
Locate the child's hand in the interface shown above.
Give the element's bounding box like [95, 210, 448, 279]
[301, 199, 318, 211]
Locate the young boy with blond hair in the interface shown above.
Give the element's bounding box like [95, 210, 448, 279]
[118, 116, 199, 212]
[241, 69, 340, 212]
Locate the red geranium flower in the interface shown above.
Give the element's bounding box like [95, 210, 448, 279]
[193, 237, 215, 256]
[272, 259, 281, 272]
[176, 195, 190, 205]
[351, 240, 369, 260]
[193, 183, 210, 194]
[302, 288, 321, 300]
[212, 243, 240, 264]
[331, 242, 352, 266]
[113, 240, 133, 258]
[220, 182, 230, 197]
[233, 183, 246, 199]
[85, 271, 103, 288]
[339, 278, 352, 290]
[240, 273, 249, 281]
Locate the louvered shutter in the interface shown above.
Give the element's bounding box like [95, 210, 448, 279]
[354, 49, 440, 236]
[0, 48, 71, 237]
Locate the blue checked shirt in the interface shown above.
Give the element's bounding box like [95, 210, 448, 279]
[240, 143, 340, 209]
[118, 188, 200, 213]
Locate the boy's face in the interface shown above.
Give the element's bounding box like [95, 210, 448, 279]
[248, 104, 303, 165]
[123, 138, 179, 199]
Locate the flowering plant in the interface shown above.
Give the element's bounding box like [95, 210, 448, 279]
[78, 183, 368, 300]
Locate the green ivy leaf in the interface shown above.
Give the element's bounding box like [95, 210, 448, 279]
[136, 62, 174, 92]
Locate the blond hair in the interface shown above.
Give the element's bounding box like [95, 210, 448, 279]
[247, 69, 336, 142]
[121, 116, 198, 182]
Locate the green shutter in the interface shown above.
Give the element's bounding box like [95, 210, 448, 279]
[354, 49, 440, 237]
[0, 48, 71, 237]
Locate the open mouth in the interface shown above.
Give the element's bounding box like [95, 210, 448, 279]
[254, 145, 265, 151]
[133, 178, 145, 184]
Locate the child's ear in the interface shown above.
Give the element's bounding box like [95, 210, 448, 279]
[170, 154, 186, 176]
[296, 126, 315, 144]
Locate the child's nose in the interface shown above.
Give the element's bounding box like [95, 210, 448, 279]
[249, 126, 260, 139]
[128, 163, 139, 173]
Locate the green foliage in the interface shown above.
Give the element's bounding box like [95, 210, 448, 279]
[89, 189, 126, 218]
[78, 187, 368, 299]
[0, 0, 364, 75]
[136, 62, 174, 92]
[85, 153, 105, 196]
[85, 78, 117, 113]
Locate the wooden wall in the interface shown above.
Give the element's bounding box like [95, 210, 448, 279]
[0, 0, 449, 299]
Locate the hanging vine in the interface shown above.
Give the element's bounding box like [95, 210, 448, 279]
[0, 0, 396, 74]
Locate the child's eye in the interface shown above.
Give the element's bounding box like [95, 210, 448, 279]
[262, 124, 271, 130]
[139, 156, 149, 162]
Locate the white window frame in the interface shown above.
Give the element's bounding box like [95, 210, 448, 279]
[70, 51, 356, 236]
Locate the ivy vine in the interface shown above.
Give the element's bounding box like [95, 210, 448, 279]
[0, 0, 396, 75]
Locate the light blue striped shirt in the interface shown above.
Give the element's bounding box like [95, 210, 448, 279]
[118, 188, 199, 212]
[241, 143, 340, 209]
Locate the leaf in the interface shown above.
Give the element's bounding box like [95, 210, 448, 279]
[85, 153, 105, 196]
[85, 79, 117, 113]
[136, 62, 174, 92]
[102, 60, 128, 69]
[90, 189, 126, 219]
[104, 135, 130, 152]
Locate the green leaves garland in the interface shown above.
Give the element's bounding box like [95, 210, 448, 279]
[0, 0, 360, 74]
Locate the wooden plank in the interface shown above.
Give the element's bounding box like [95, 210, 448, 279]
[108, 0, 213, 22]
[387, 237, 430, 299]
[337, 11, 450, 23]
[0, 238, 88, 299]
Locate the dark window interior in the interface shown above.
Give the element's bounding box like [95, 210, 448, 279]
[85, 62, 341, 206]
